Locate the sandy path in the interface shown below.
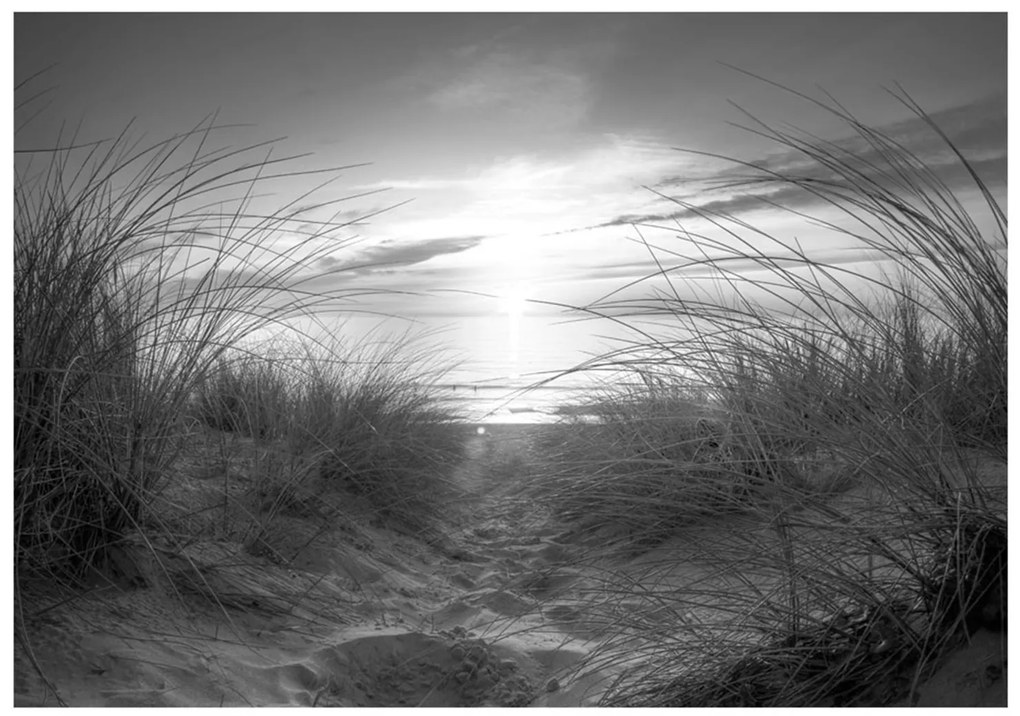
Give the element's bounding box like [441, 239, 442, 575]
[13, 426, 1006, 707]
[14, 425, 612, 707]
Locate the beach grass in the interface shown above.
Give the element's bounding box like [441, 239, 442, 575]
[531, 84, 1006, 706]
[14, 107, 466, 658]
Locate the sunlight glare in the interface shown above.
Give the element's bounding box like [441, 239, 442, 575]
[498, 284, 530, 318]
[498, 283, 531, 382]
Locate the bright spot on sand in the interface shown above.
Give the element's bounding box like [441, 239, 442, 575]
[476, 426, 486, 436]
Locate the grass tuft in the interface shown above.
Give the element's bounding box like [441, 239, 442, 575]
[532, 83, 1006, 706]
[14, 98, 466, 660]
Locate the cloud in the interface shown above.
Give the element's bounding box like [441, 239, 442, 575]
[290, 204, 388, 223]
[603, 154, 1006, 232]
[542, 242, 893, 289]
[716, 98, 1007, 190]
[342, 235, 488, 273]
[878, 92, 1006, 159]
[288, 204, 400, 240]
[429, 51, 591, 130]
[350, 178, 464, 193]
[569, 183, 812, 233]
[345, 135, 695, 250]
[431, 52, 585, 107]
[647, 93, 1005, 185]
[602, 93, 1006, 231]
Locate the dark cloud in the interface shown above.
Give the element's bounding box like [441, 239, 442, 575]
[290, 206, 366, 223]
[316, 255, 344, 271]
[594, 184, 809, 230]
[648, 93, 1005, 193]
[623, 93, 1007, 230]
[556, 246, 891, 289]
[292, 204, 400, 238]
[663, 93, 1006, 186]
[881, 92, 1006, 155]
[324, 235, 489, 275]
[156, 237, 488, 310]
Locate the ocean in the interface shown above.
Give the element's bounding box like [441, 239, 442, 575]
[435, 380, 594, 424]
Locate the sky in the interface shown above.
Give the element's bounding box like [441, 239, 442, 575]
[13, 12, 1008, 417]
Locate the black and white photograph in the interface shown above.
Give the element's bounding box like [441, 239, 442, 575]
[13, 10, 1007, 707]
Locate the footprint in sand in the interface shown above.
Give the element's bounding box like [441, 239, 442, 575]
[516, 568, 583, 600]
[294, 629, 538, 707]
[447, 572, 477, 590]
[467, 589, 534, 616]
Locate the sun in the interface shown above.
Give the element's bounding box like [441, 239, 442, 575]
[498, 284, 530, 318]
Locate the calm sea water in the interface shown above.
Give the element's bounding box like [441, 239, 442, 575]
[417, 313, 629, 423]
[435, 381, 593, 424]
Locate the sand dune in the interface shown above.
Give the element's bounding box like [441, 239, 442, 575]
[13, 425, 1006, 707]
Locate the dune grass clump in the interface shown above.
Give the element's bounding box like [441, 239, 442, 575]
[14, 119, 351, 585]
[532, 377, 817, 549]
[279, 335, 466, 532]
[193, 350, 296, 439]
[539, 84, 1005, 706]
[13, 97, 466, 606]
[168, 333, 467, 573]
[190, 333, 467, 526]
[578, 461, 1006, 707]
